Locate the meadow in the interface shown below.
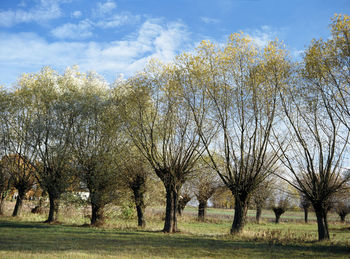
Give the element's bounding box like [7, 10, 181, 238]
[0, 201, 349, 258]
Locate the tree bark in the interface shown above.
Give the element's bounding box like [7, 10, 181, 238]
[163, 185, 179, 233]
[12, 189, 26, 216]
[91, 203, 105, 226]
[132, 187, 146, 228]
[231, 194, 249, 234]
[314, 206, 330, 240]
[304, 207, 309, 223]
[339, 212, 346, 223]
[273, 208, 284, 224]
[256, 205, 262, 224]
[0, 196, 5, 215]
[45, 193, 60, 223]
[198, 200, 207, 222]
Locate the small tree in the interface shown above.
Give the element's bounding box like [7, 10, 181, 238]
[299, 193, 311, 223]
[252, 179, 273, 223]
[270, 197, 290, 224]
[120, 152, 150, 228]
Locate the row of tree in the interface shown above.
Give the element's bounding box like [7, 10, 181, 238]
[0, 14, 349, 241]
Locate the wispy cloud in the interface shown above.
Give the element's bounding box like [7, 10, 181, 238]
[94, 0, 117, 17]
[96, 12, 140, 28]
[0, 19, 190, 86]
[0, 0, 63, 27]
[248, 25, 280, 48]
[71, 10, 82, 19]
[200, 17, 220, 24]
[51, 19, 93, 40]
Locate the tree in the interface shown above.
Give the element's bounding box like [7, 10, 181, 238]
[276, 15, 350, 240]
[332, 189, 350, 223]
[120, 151, 150, 228]
[118, 61, 204, 233]
[2, 154, 35, 216]
[16, 67, 78, 223]
[69, 69, 122, 226]
[268, 185, 291, 224]
[299, 193, 311, 223]
[252, 178, 273, 223]
[190, 158, 221, 221]
[181, 34, 290, 234]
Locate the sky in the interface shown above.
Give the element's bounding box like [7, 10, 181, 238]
[0, 0, 349, 87]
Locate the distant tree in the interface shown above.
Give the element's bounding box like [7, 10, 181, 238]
[177, 187, 192, 216]
[268, 185, 291, 224]
[252, 179, 273, 223]
[190, 159, 221, 221]
[120, 152, 150, 228]
[299, 193, 311, 223]
[332, 189, 350, 223]
[211, 186, 234, 209]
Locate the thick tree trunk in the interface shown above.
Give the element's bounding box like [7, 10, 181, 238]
[304, 207, 308, 223]
[314, 206, 330, 240]
[198, 200, 207, 221]
[256, 205, 262, 224]
[45, 194, 60, 223]
[91, 203, 105, 226]
[133, 188, 146, 228]
[12, 189, 26, 216]
[231, 194, 249, 234]
[163, 186, 179, 233]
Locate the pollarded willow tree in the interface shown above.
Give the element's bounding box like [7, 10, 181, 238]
[16, 67, 78, 223]
[180, 34, 291, 234]
[70, 70, 124, 226]
[118, 61, 205, 233]
[275, 15, 350, 240]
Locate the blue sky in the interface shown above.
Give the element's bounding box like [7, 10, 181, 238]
[0, 0, 349, 87]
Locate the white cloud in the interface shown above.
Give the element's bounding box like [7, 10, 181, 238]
[200, 17, 220, 24]
[95, 0, 117, 16]
[0, 19, 190, 86]
[51, 19, 93, 39]
[248, 25, 278, 48]
[0, 0, 63, 27]
[96, 13, 140, 28]
[72, 10, 82, 19]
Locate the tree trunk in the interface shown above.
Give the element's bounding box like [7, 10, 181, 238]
[314, 206, 330, 240]
[163, 185, 179, 233]
[339, 212, 346, 223]
[91, 203, 105, 226]
[273, 208, 284, 224]
[304, 207, 308, 223]
[12, 189, 26, 216]
[132, 187, 146, 228]
[45, 194, 60, 223]
[256, 205, 262, 224]
[198, 200, 207, 222]
[0, 196, 5, 215]
[231, 194, 249, 234]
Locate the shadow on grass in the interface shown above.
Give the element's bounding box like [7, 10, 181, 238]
[0, 219, 349, 258]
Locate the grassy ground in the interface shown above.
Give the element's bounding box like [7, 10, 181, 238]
[0, 201, 349, 258]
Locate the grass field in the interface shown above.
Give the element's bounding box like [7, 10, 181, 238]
[0, 201, 349, 258]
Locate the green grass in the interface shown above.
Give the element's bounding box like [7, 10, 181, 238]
[0, 202, 349, 258]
